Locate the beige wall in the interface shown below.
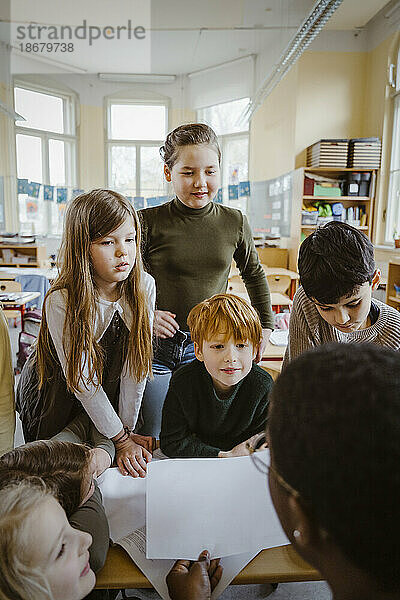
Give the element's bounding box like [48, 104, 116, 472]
[295, 51, 367, 168]
[250, 50, 368, 182]
[79, 104, 106, 191]
[169, 108, 196, 130]
[364, 35, 394, 138]
[250, 67, 298, 182]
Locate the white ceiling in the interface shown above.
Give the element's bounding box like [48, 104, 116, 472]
[325, 0, 391, 28]
[2, 0, 392, 75]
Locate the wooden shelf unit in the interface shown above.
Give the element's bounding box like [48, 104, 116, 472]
[303, 196, 370, 201]
[301, 225, 368, 231]
[287, 167, 378, 271]
[386, 261, 400, 311]
[0, 244, 48, 268]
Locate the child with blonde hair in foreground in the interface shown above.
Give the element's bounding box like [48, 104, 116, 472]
[160, 294, 273, 458]
[0, 480, 96, 600]
[0, 440, 109, 575]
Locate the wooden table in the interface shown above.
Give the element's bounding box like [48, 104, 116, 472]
[0, 291, 41, 330]
[262, 340, 286, 362]
[95, 544, 321, 590]
[260, 341, 286, 380]
[0, 266, 57, 281]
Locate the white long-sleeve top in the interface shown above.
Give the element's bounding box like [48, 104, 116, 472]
[45, 272, 155, 438]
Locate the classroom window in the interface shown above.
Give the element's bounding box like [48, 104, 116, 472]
[107, 101, 167, 204]
[386, 50, 400, 242]
[14, 85, 77, 236]
[198, 98, 250, 212]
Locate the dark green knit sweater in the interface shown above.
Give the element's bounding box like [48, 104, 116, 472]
[139, 198, 274, 329]
[160, 360, 273, 458]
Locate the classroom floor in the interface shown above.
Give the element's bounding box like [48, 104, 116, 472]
[8, 322, 330, 600]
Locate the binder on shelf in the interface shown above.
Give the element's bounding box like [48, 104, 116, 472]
[306, 139, 349, 168]
[348, 138, 381, 168]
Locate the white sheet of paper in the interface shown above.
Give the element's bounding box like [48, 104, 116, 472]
[99, 470, 263, 600]
[146, 451, 288, 560]
[98, 467, 146, 542]
[117, 525, 261, 600]
[98, 449, 170, 542]
[269, 330, 289, 346]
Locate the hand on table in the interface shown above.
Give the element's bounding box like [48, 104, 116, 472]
[166, 550, 223, 600]
[131, 433, 156, 453]
[89, 447, 112, 477]
[255, 328, 273, 363]
[154, 310, 179, 339]
[115, 436, 152, 478]
[218, 433, 267, 458]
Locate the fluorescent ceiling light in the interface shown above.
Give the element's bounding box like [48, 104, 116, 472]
[98, 73, 176, 83]
[384, 2, 400, 19]
[240, 0, 343, 122]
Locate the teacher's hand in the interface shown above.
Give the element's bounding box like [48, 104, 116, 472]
[166, 550, 223, 600]
[154, 309, 179, 339]
[255, 328, 272, 363]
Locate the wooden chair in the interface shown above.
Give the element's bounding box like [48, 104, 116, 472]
[226, 276, 249, 300]
[266, 273, 291, 294]
[0, 280, 22, 326]
[0, 280, 21, 293]
[227, 274, 292, 314]
[266, 273, 292, 313]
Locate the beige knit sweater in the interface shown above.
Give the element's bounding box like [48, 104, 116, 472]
[284, 286, 400, 367]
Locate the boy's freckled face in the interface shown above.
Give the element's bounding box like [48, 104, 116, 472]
[312, 281, 374, 333]
[194, 334, 256, 396]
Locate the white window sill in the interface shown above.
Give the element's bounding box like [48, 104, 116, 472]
[374, 244, 400, 253]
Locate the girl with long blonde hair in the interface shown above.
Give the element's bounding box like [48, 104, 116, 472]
[0, 480, 96, 600]
[17, 189, 155, 477]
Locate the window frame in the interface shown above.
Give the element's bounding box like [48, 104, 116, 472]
[13, 80, 78, 235]
[219, 130, 250, 206]
[105, 98, 168, 201]
[385, 42, 400, 244]
[197, 98, 250, 211]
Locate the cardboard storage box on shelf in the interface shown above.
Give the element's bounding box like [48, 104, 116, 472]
[306, 139, 349, 168]
[1, 248, 15, 262]
[11, 254, 30, 264]
[302, 209, 318, 226]
[348, 138, 381, 169]
[314, 184, 341, 197]
[317, 216, 334, 226]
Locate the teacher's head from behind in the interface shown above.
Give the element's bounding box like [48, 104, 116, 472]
[267, 343, 400, 600]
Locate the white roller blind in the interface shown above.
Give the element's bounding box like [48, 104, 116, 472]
[188, 55, 254, 110]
